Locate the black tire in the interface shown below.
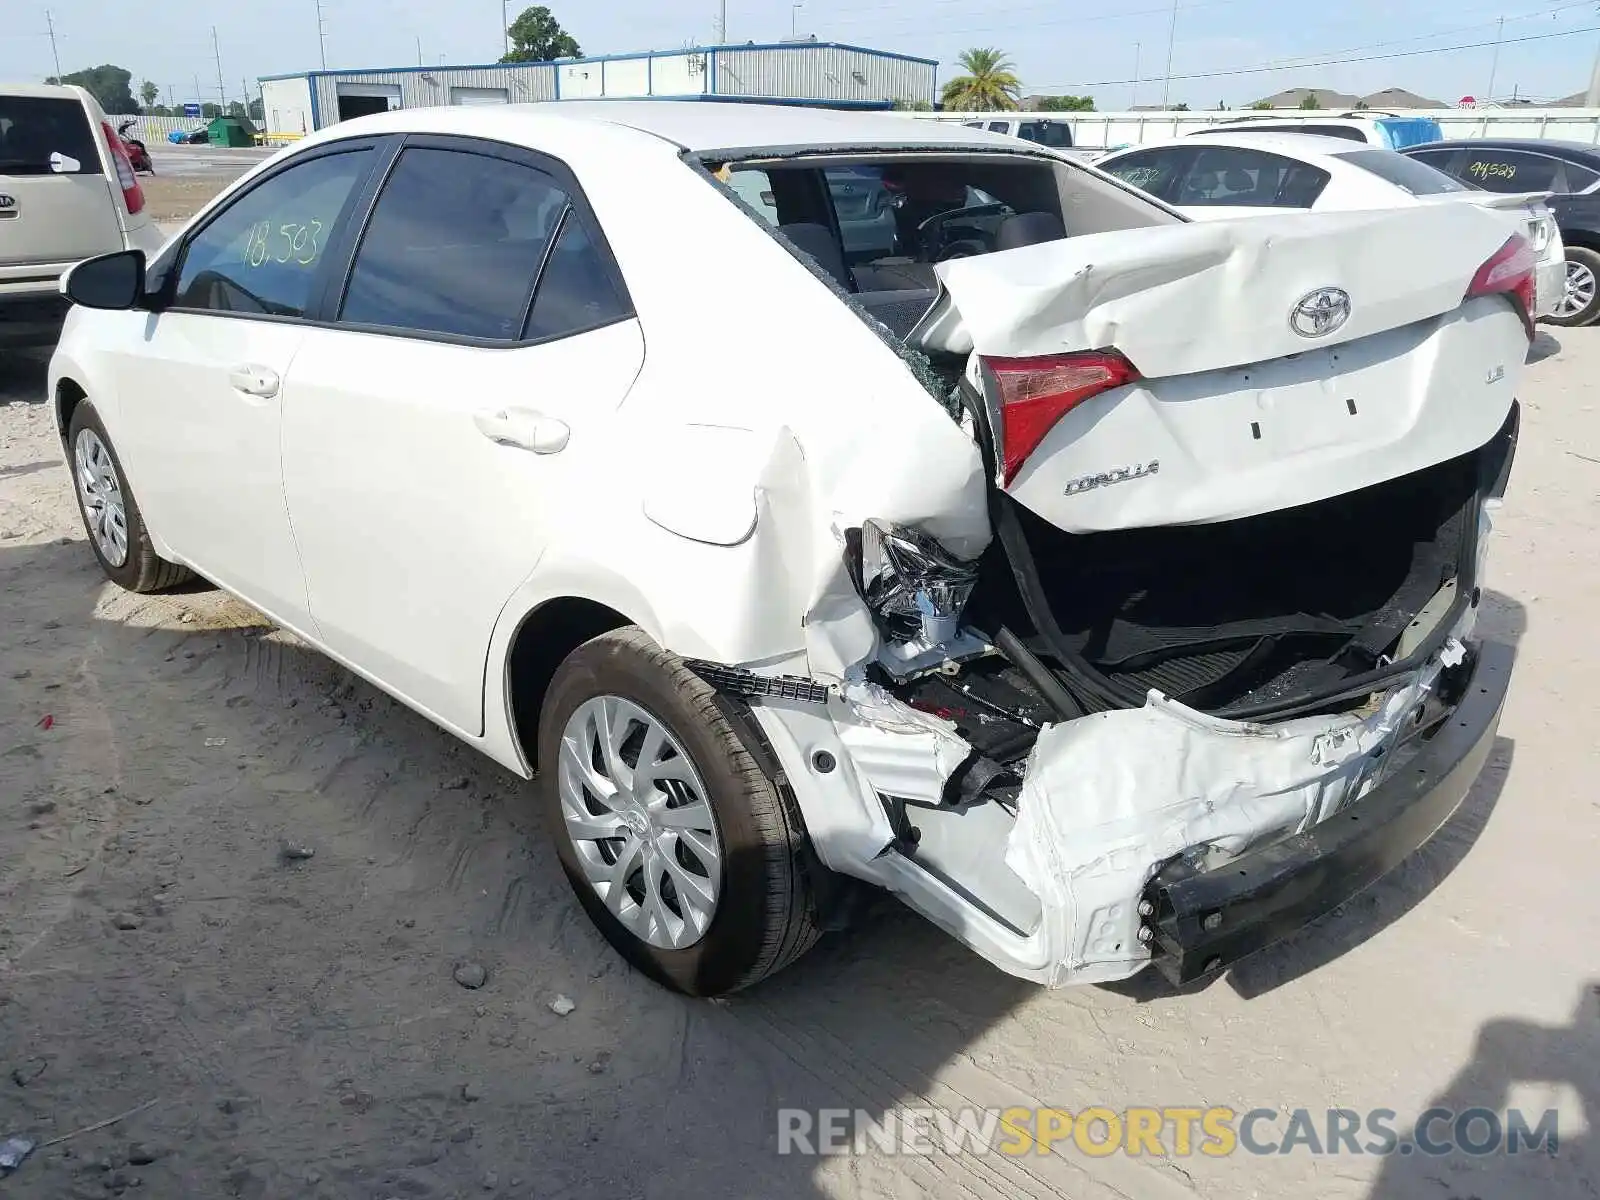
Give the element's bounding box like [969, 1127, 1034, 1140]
[66, 400, 191, 593]
[536, 627, 823, 996]
[1546, 245, 1600, 328]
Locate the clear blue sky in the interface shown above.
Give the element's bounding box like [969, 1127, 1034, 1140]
[5, 0, 1597, 109]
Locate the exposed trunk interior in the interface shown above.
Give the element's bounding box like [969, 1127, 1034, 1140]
[891, 433, 1504, 781]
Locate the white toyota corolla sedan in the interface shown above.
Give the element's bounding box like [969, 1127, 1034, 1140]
[50, 103, 1527, 995]
[1098, 131, 1566, 320]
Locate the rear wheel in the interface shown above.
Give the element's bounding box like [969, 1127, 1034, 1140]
[1548, 246, 1600, 327]
[67, 401, 191, 593]
[536, 627, 822, 995]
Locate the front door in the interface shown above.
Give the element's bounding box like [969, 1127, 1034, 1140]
[280, 139, 642, 733]
[111, 144, 379, 623]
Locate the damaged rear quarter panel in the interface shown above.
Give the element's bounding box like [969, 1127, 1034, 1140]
[480, 144, 990, 771]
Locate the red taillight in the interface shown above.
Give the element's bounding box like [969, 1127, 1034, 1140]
[101, 121, 145, 215]
[1465, 233, 1535, 338]
[982, 350, 1141, 484]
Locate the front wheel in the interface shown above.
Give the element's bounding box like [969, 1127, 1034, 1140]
[66, 400, 191, 593]
[536, 628, 822, 995]
[1547, 246, 1600, 327]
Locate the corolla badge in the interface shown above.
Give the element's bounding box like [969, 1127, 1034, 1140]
[1289, 287, 1351, 338]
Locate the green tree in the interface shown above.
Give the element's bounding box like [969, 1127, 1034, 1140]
[501, 6, 580, 63]
[139, 79, 159, 109]
[1298, 91, 1320, 109]
[891, 98, 934, 111]
[1249, 99, 1273, 110]
[1034, 94, 1094, 112]
[248, 97, 265, 121]
[939, 48, 1022, 111]
[1354, 99, 1369, 110]
[1173, 101, 1190, 111]
[45, 64, 139, 113]
[201, 102, 221, 118]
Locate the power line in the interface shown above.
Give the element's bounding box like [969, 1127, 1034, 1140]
[1030, 23, 1600, 89]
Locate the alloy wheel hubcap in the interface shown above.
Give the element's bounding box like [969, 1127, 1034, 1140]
[74, 429, 129, 567]
[1559, 260, 1596, 318]
[557, 695, 723, 950]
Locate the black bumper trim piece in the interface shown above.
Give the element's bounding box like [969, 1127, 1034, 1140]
[683, 660, 831, 706]
[1140, 640, 1514, 986]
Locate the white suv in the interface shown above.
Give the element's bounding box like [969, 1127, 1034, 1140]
[0, 84, 163, 348]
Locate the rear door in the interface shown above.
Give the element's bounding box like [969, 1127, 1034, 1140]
[280, 138, 642, 734]
[0, 92, 121, 273]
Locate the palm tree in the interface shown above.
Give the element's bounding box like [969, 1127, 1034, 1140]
[940, 48, 1022, 111]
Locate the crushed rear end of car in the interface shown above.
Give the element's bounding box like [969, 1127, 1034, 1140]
[724, 199, 1527, 986]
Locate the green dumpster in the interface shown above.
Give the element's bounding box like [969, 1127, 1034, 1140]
[207, 115, 258, 147]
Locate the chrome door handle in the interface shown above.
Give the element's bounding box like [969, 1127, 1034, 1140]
[472, 406, 570, 454]
[228, 364, 280, 398]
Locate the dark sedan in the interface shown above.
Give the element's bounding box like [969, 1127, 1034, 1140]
[1402, 138, 1600, 326]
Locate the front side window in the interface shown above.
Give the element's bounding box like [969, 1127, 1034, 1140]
[1100, 150, 1186, 203]
[173, 149, 372, 317]
[341, 147, 568, 339]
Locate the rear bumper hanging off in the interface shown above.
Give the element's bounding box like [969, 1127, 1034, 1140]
[1140, 639, 1513, 985]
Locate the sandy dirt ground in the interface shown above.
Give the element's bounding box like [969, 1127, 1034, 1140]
[0, 309, 1596, 1198]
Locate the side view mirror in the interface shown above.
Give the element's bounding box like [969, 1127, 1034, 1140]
[50, 151, 81, 174]
[61, 249, 146, 311]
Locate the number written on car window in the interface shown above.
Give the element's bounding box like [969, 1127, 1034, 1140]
[239, 218, 325, 268]
[173, 149, 372, 318]
[1468, 159, 1517, 182]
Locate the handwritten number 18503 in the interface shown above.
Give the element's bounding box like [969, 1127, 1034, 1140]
[241, 218, 325, 268]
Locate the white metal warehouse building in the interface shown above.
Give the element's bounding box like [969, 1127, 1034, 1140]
[259, 41, 937, 139]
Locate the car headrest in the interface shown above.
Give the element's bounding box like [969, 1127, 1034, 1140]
[776, 222, 848, 288]
[1223, 169, 1253, 192]
[994, 211, 1066, 251]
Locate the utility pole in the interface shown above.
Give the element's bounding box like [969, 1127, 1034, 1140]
[502, 0, 510, 57]
[212, 27, 226, 111]
[314, 0, 328, 70]
[1131, 41, 1141, 110]
[791, 2, 802, 39]
[43, 10, 63, 78]
[716, 0, 727, 43]
[166, 84, 174, 109]
[1588, 29, 1600, 106]
[193, 73, 203, 111]
[1486, 16, 1505, 106]
[1160, 0, 1179, 109]
[416, 36, 423, 65]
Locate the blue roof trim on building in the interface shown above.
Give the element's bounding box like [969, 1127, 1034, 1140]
[258, 40, 937, 82]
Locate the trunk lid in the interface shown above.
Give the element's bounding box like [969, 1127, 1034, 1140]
[911, 203, 1529, 533]
[0, 92, 123, 273]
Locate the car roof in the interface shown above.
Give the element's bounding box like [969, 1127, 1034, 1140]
[0, 82, 93, 102]
[1404, 138, 1600, 163]
[1106, 130, 1370, 164]
[310, 101, 1030, 157]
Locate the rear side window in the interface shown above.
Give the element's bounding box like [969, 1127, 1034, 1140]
[0, 95, 100, 175]
[1338, 149, 1469, 195]
[1563, 161, 1600, 192]
[1459, 149, 1562, 193]
[174, 149, 372, 317]
[1178, 146, 1330, 208]
[1018, 121, 1072, 148]
[341, 148, 567, 339]
[521, 213, 630, 341]
[341, 145, 629, 343]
